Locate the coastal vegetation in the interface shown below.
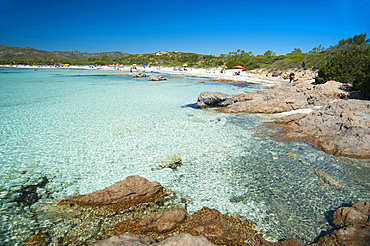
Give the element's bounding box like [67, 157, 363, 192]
[1, 34, 369, 92]
[314, 33, 370, 93]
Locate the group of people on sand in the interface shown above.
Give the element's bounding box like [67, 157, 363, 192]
[173, 65, 187, 71]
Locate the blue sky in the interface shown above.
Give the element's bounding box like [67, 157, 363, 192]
[0, 0, 369, 55]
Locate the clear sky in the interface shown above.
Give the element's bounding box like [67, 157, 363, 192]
[0, 0, 369, 55]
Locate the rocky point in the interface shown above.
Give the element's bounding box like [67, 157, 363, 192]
[21, 175, 369, 246]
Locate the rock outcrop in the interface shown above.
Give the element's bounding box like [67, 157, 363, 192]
[58, 175, 165, 212]
[91, 233, 214, 246]
[196, 91, 235, 109]
[178, 207, 270, 246]
[23, 175, 370, 246]
[312, 201, 370, 246]
[148, 74, 167, 81]
[107, 207, 187, 236]
[196, 80, 369, 159]
[274, 99, 370, 159]
[133, 73, 147, 78]
[216, 81, 348, 114]
[105, 207, 304, 246]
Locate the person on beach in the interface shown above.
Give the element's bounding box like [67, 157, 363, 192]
[289, 72, 295, 82]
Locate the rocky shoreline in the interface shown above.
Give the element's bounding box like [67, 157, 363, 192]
[196, 80, 370, 159]
[22, 176, 369, 246]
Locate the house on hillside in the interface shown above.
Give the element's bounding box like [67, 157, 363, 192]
[155, 52, 169, 56]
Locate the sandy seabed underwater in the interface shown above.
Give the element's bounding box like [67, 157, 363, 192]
[0, 67, 369, 245]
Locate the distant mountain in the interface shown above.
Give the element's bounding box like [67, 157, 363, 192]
[0, 44, 69, 60]
[0, 44, 129, 60]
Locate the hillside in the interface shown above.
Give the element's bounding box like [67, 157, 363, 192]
[52, 50, 129, 59]
[0, 44, 70, 60]
[0, 44, 129, 60]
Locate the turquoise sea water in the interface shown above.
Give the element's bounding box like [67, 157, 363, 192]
[0, 67, 369, 245]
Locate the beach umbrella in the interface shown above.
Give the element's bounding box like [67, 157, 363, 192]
[183, 64, 188, 67]
[234, 66, 244, 69]
[221, 65, 227, 68]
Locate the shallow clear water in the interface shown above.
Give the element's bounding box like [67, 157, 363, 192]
[0, 67, 369, 245]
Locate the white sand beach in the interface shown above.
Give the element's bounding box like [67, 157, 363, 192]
[1, 64, 284, 86]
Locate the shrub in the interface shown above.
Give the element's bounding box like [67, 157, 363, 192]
[315, 47, 370, 93]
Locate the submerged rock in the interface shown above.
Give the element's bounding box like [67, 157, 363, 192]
[107, 207, 187, 237]
[155, 154, 182, 170]
[58, 175, 165, 212]
[148, 74, 167, 81]
[156, 233, 214, 246]
[179, 207, 275, 246]
[133, 73, 147, 78]
[21, 231, 50, 246]
[196, 91, 235, 109]
[23, 175, 369, 246]
[314, 169, 343, 189]
[90, 233, 156, 245]
[91, 233, 214, 246]
[11, 176, 49, 206]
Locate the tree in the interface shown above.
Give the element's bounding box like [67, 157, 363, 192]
[264, 50, 276, 56]
[100, 54, 108, 61]
[338, 33, 369, 47]
[293, 48, 302, 53]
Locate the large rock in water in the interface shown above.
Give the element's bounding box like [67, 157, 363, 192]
[148, 74, 167, 81]
[58, 175, 165, 211]
[196, 91, 235, 108]
[133, 73, 146, 78]
[313, 201, 370, 246]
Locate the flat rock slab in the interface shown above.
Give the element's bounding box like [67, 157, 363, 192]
[133, 73, 147, 78]
[276, 99, 370, 159]
[58, 175, 165, 212]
